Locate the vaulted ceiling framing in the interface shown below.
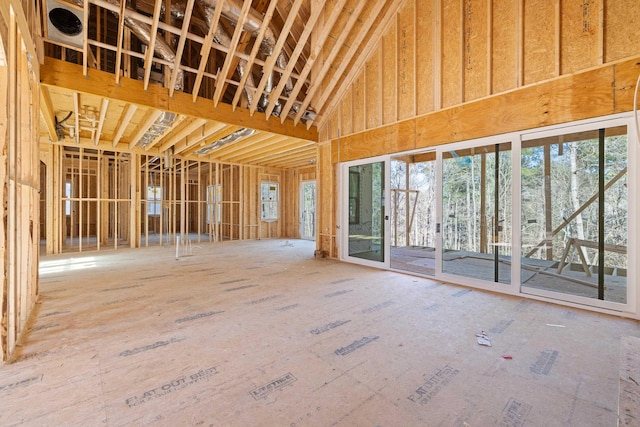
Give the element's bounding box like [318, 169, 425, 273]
[39, 0, 404, 168]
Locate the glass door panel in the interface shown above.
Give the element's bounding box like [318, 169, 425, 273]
[441, 143, 512, 284]
[347, 162, 385, 263]
[390, 152, 437, 275]
[300, 181, 316, 240]
[520, 126, 627, 303]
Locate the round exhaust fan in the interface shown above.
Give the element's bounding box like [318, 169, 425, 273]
[46, 0, 84, 49]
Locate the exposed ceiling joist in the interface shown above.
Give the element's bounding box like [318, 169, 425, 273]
[41, 58, 318, 142]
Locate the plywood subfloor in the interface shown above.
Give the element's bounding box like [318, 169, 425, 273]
[2, 239, 639, 426]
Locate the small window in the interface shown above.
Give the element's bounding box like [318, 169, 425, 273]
[147, 186, 162, 216]
[261, 181, 279, 222]
[206, 184, 222, 224]
[65, 181, 72, 216]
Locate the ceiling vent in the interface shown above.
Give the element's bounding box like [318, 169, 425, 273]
[45, 0, 85, 49]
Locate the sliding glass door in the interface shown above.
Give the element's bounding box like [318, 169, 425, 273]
[520, 126, 628, 304]
[390, 152, 437, 275]
[343, 160, 388, 266]
[339, 115, 634, 312]
[439, 142, 513, 285]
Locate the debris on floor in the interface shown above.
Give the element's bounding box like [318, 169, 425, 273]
[476, 331, 492, 347]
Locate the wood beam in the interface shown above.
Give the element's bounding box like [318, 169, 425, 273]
[73, 91, 80, 144]
[112, 103, 137, 147]
[231, 0, 279, 110]
[316, 0, 403, 129]
[142, 0, 163, 90]
[264, 0, 324, 118]
[129, 109, 163, 150]
[173, 121, 228, 155]
[144, 114, 187, 151]
[249, 0, 304, 116]
[292, 0, 369, 125]
[114, 0, 126, 84]
[192, 0, 226, 102]
[168, 0, 196, 97]
[94, 98, 109, 145]
[279, 0, 348, 122]
[212, 0, 252, 107]
[39, 86, 57, 141]
[156, 117, 208, 152]
[41, 57, 318, 141]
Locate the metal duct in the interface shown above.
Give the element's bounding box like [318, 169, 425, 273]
[195, 128, 255, 155]
[136, 112, 178, 148]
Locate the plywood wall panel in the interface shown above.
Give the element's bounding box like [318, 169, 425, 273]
[352, 74, 366, 133]
[442, 0, 463, 107]
[340, 87, 353, 136]
[365, 44, 383, 129]
[415, 0, 435, 115]
[523, 0, 556, 84]
[491, 0, 518, 94]
[382, 21, 398, 125]
[463, 0, 489, 101]
[561, 0, 602, 74]
[604, 0, 640, 62]
[416, 62, 616, 147]
[397, 0, 416, 120]
[328, 114, 340, 140]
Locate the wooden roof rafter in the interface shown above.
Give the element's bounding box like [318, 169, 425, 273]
[291, 0, 371, 125]
[317, 0, 405, 130]
[112, 103, 138, 147]
[263, 0, 323, 118]
[231, 0, 279, 111]
[173, 121, 229, 155]
[142, 0, 164, 90]
[249, 0, 304, 116]
[192, 0, 226, 102]
[168, 0, 197, 97]
[278, 0, 349, 123]
[212, 0, 253, 107]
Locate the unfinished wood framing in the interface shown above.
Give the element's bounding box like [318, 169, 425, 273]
[1, 0, 41, 363]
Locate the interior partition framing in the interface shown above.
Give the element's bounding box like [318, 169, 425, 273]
[40, 145, 312, 254]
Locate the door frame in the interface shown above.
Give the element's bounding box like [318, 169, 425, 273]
[339, 155, 391, 269]
[299, 179, 316, 240]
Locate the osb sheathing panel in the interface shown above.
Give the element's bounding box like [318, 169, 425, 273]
[382, 21, 398, 125]
[463, 0, 489, 102]
[491, 0, 517, 94]
[416, 62, 618, 147]
[604, 0, 640, 62]
[561, 0, 603, 74]
[441, 0, 463, 108]
[327, 57, 638, 159]
[365, 45, 382, 130]
[397, 1, 416, 121]
[523, 0, 556, 85]
[415, 0, 435, 115]
[340, 88, 353, 137]
[352, 75, 366, 134]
